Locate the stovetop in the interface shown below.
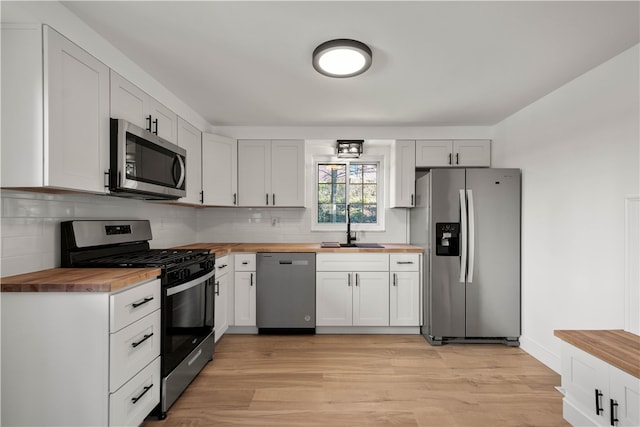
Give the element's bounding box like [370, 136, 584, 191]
[80, 249, 211, 268]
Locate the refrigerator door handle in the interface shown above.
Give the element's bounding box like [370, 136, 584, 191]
[459, 189, 467, 283]
[467, 189, 475, 283]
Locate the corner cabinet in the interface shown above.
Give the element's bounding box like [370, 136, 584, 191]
[110, 70, 178, 144]
[237, 139, 305, 207]
[1, 24, 109, 193]
[1, 278, 161, 427]
[202, 133, 238, 206]
[556, 330, 640, 427]
[176, 117, 203, 205]
[416, 140, 491, 167]
[390, 140, 416, 208]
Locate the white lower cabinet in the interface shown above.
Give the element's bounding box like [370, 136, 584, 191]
[1, 278, 161, 427]
[389, 254, 421, 326]
[214, 255, 231, 340]
[316, 253, 390, 327]
[234, 253, 256, 326]
[560, 341, 640, 426]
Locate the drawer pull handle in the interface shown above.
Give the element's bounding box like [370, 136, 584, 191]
[131, 333, 154, 348]
[610, 399, 619, 426]
[595, 389, 604, 415]
[131, 384, 153, 404]
[218, 264, 228, 269]
[397, 261, 414, 264]
[132, 297, 154, 308]
[242, 261, 249, 265]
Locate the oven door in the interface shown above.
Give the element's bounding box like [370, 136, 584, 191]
[162, 269, 214, 377]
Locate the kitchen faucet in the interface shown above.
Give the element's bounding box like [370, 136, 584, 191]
[346, 204, 356, 246]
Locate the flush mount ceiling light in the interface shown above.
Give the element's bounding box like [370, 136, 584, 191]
[312, 39, 372, 78]
[336, 140, 364, 158]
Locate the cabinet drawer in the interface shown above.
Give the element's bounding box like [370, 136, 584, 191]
[235, 253, 256, 271]
[390, 254, 420, 271]
[110, 310, 160, 392]
[110, 279, 161, 332]
[316, 253, 389, 272]
[216, 255, 231, 277]
[109, 356, 160, 427]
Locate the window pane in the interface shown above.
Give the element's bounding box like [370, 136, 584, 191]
[349, 164, 363, 184]
[318, 164, 346, 183]
[318, 183, 346, 204]
[349, 203, 363, 223]
[363, 205, 377, 223]
[363, 184, 376, 204]
[349, 185, 362, 204]
[363, 165, 376, 183]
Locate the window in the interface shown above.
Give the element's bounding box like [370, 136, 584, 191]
[316, 162, 380, 227]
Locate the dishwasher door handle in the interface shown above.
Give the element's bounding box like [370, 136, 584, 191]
[279, 260, 292, 264]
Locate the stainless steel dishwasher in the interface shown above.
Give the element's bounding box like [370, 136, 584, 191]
[256, 252, 316, 334]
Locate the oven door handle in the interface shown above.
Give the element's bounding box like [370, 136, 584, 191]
[166, 269, 215, 296]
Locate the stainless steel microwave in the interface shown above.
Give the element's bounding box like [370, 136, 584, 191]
[109, 118, 186, 200]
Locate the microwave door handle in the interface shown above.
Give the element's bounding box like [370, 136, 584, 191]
[173, 154, 186, 189]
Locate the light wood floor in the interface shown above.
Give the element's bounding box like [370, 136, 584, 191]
[143, 334, 568, 427]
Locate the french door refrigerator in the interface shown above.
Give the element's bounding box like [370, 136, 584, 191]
[411, 168, 521, 346]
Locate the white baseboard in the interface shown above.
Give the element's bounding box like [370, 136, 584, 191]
[520, 334, 561, 374]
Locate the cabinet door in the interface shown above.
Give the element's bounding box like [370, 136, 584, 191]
[453, 140, 491, 167]
[214, 271, 229, 341]
[271, 140, 305, 207]
[561, 342, 610, 426]
[202, 133, 238, 206]
[353, 272, 389, 326]
[45, 26, 109, 193]
[176, 117, 202, 204]
[610, 366, 640, 427]
[110, 70, 147, 130]
[316, 272, 353, 326]
[148, 97, 178, 144]
[234, 271, 256, 326]
[238, 139, 271, 206]
[415, 140, 453, 167]
[390, 140, 416, 208]
[390, 271, 420, 326]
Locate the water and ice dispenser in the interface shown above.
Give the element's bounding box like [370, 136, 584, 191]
[435, 222, 460, 256]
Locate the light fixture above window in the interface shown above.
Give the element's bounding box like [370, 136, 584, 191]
[336, 140, 364, 158]
[312, 39, 372, 78]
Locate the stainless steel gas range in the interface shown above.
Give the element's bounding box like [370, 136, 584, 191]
[61, 220, 215, 419]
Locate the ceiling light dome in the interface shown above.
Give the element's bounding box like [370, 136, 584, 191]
[312, 39, 372, 78]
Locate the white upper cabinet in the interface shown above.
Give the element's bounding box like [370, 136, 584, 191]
[1, 24, 109, 194]
[237, 139, 305, 207]
[390, 140, 416, 208]
[110, 71, 178, 144]
[416, 139, 491, 167]
[202, 134, 238, 206]
[176, 117, 202, 205]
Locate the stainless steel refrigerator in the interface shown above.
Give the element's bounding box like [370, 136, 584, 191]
[410, 168, 521, 346]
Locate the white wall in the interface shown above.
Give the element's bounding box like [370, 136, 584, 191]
[491, 45, 640, 372]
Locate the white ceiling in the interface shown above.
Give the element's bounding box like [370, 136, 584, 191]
[62, 1, 639, 127]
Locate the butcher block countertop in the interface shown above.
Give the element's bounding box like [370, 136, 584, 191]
[554, 329, 640, 378]
[173, 243, 424, 258]
[1, 268, 161, 293]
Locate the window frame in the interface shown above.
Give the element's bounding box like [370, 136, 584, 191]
[311, 155, 385, 232]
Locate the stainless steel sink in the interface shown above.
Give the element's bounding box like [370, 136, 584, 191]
[339, 243, 384, 248]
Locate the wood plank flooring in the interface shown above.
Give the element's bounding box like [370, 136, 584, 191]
[143, 334, 568, 427]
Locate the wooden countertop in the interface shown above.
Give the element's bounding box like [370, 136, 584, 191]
[554, 329, 640, 379]
[172, 243, 424, 258]
[1, 268, 161, 293]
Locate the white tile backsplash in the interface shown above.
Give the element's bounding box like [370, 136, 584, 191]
[1, 190, 198, 276]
